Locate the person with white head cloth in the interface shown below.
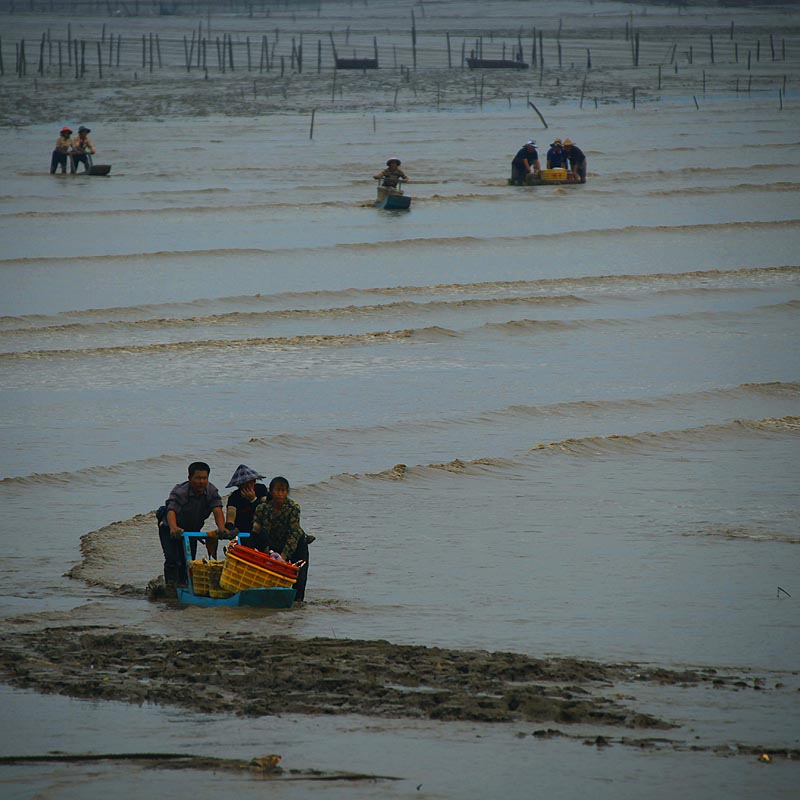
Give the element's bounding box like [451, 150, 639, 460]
[510, 140, 540, 185]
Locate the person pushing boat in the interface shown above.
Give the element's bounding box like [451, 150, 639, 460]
[510, 140, 541, 185]
[374, 157, 409, 188]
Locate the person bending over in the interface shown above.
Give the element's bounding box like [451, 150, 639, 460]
[511, 140, 540, 185]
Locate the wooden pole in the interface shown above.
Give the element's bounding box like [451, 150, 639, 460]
[96, 40, 102, 78]
[411, 9, 416, 70]
[527, 100, 548, 128]
[446, 32, 451, 68]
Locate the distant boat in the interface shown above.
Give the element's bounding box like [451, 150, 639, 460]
[86, 153, 111, 176]
[336, 57, 378, 70]
[466, 57, 528, 70]
[375, 181, 411, 210]
[509, 168, 580, 186]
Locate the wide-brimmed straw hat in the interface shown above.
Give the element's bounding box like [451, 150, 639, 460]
[226, 464, 265, 488]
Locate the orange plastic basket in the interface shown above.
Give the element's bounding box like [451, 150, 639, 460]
[219, 551, 296, 593]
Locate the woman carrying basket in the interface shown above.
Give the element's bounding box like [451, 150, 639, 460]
[250, 476, 313, 601]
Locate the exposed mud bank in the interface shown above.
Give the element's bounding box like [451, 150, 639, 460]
[0, 626, 767, 730]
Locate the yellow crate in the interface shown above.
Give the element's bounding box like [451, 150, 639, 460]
[207, 562, 234, 598]
[207, 561, 225, 588]
[189, 560, 210, 596]
[220, 552, 296, 593]
[541, 168, 568, 181]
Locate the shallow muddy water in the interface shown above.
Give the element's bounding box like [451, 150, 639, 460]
[1, 2, 800, 796]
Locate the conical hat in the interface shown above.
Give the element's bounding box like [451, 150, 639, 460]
[226, 464, 265, 487]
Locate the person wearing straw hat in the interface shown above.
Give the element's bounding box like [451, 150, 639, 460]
[510, 140, 540, 185]
[546, 138, 567, 170]
[374, 157, 408, 188]
[225, 464, 269, 538]
[71, 126, 97, 174]
[563, 139, 587, 183]
[50, 126, 73, 174]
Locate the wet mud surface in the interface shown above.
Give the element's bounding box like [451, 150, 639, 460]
[0, 626, 767, 730]
[0, 751, 398, 783]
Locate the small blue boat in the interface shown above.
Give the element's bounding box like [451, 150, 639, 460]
[176, 532, 295, 609]
[378, 193, 411, 210]
[375, 179, 411, 210]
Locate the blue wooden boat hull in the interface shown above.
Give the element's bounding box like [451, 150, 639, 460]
[377, 194, 411, 210]
[177, 586, 295, 608]
[177, 532, 295, 608]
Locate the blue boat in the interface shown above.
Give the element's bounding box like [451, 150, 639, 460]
[176, 532, 295, 609]
[375, 180, 411, 210]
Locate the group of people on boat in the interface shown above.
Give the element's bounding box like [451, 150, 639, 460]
[371, 140, 586, 196]
[50, 125, 98, 174]
[510, 137, 587, 185]
[157, 462, 313, 601]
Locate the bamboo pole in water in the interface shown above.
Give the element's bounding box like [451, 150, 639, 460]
[527, 99, 548, 129]
[411, 9, 416, 70]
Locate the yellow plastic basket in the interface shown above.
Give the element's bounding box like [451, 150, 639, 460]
[207, 561, 234, 598]
[189, 560, 211, 596]
[219, 551, 296, 592]
[541, 168, 568, 181]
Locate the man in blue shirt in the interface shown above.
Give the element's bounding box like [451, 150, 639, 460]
[546, 139, 567, 169]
